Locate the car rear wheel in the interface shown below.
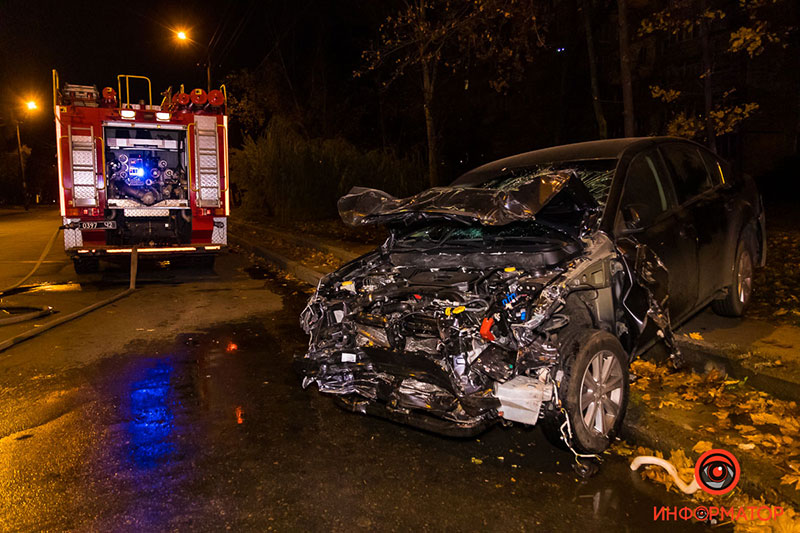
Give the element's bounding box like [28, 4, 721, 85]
[541, 329, 629, 454]
[712, 233, 756, 317]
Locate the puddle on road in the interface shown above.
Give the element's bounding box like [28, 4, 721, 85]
[243, 265, 270, 280]
[127, 361, 176, 468]
[1, 281, 82, 297]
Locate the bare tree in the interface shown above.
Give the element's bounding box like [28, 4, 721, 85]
[358, 1, 474, 187]
[617, 0, 635, 137]
[359, 0, 547, 188]
[582, 0, 607, 139]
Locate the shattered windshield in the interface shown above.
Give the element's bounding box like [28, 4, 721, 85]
[480, 160, 616, 207]
[396, 220, 576, 249]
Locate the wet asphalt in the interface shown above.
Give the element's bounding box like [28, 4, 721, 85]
[0, 210, 708, 532]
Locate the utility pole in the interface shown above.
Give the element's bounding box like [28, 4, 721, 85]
[207, 49, 212, 92]
[15, 120, 29, 210]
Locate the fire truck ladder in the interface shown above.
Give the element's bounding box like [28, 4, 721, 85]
[193, 115, 221, 208]
[69, 125, 98, 207]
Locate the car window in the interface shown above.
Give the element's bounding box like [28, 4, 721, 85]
[618, 151, 673, 227]
[699, 149, 725, 186]
[660, 144, 712, 204]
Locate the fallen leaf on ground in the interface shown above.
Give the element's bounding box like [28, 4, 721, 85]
[750, 412, 783, 426]
[692, 440, 713, 454]
[781, 473, 800, 490]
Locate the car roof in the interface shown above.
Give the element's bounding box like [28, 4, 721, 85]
[452, 136, 687, 186]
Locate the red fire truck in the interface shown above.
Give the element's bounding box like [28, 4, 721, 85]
[53, 70, 229, 273]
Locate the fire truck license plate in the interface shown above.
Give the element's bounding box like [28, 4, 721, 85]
[80, 221, 117, 230]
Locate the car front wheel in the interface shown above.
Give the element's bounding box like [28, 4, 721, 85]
[542, 329, 629, 454]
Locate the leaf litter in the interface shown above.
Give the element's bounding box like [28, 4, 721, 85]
[610, 359, 800, 530]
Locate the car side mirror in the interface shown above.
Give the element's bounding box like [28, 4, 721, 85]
[619, 205, 646, 234]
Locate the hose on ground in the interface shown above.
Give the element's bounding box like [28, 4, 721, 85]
[0, 227, 62, 325]
[0, 248, 139, 353]
[630, 455, 700, 494]
[0, 306, 55, 326]
[0, 227, 62, 294]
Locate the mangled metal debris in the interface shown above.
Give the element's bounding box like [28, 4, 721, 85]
[297, 168, 681, 455]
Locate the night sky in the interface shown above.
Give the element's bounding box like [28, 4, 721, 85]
[1, 0, 797, 206]
[1, 1, 289, 147]
[0, 0, 381, 202]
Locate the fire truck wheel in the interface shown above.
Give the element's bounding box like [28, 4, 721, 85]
[73, 257, 100, 274]
[194, 255, 216, 271]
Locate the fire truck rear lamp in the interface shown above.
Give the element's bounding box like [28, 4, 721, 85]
[138, 247, 198, 252]
[120, 109, 136, 119]
[156, 112, 170, 121]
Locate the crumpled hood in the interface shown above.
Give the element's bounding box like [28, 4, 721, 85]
[338, 170, 596, 227]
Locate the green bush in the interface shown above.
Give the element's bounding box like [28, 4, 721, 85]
[230, 115, 425, 221]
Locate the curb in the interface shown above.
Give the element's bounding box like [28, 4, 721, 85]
[230, 220, 361, 263]
[675, 339, 800, 405]
[229, 233, 326, 286]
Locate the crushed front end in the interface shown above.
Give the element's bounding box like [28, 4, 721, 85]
[296, 177, 678, 442]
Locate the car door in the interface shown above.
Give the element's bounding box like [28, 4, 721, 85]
[659, 143, 729, 306]
[616, 148, 699, 323]
[698, 148, 739, 295]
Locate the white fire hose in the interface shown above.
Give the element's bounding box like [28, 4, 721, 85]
[630, 455, 700, 494]
[0, 231, 139, 352]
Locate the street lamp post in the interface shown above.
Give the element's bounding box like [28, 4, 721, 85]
[175, 30, 212, 92]
[15, 100, 37, 210]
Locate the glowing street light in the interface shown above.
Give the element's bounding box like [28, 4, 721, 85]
[176, 30, 187, 41]
[26, 100, 37, 110]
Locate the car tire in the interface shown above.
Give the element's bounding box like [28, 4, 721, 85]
[712, 231, 756, 317]
[541, 329, 629, 454]
[73, 257, 99, 274]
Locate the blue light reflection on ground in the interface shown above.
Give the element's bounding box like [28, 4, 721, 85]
[128, 361, 175, 468]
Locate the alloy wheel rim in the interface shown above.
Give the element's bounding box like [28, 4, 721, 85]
[579, 350, 624, 436]
[737, 250, 753, 304]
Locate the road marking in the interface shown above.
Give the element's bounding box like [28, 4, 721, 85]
[0, 260, 67, 264]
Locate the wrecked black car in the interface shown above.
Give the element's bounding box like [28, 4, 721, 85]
[298, 137, 765, 456]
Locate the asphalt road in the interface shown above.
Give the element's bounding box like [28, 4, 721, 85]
[0, 209, 705, 532]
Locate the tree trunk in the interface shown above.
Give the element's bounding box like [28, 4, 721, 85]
[554, 45, 569, 145]
[699, 0, 717, 152]
[583, 0, 607, 139]
[422, 61, 438, 188]
[617, 0, 635, 137]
